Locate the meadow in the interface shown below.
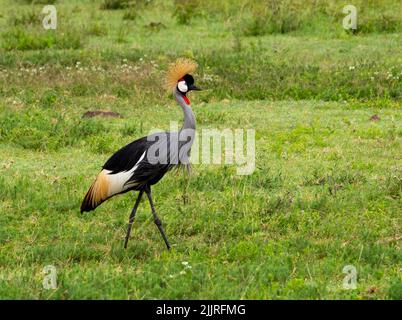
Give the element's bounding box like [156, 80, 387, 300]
[0, 0, 401, 299]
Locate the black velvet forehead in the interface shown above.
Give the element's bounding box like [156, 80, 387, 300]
[183, 74, 194, 85]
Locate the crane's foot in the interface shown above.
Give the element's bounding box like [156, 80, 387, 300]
[154, 217, 171, 250]
[145, 186, 171, 250]
[124, 190, 143, 249]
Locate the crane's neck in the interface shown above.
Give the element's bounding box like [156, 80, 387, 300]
[174, 88, 196, 131]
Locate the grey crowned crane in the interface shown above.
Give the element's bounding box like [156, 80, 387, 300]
[80, 58, 201, 250]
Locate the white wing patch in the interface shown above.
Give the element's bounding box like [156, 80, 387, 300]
[104, 151, 146, 196]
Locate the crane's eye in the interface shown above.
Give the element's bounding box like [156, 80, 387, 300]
[177, 80, 188, 93]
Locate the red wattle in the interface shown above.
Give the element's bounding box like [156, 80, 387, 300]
[183, 96, 190, 105]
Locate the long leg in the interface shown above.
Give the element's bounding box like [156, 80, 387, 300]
[145, 186, 171, 250]
[124, 190, 144, 249]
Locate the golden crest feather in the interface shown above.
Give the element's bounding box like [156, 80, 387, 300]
[165, 58, 198, 91]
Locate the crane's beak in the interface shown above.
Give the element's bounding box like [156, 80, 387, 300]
[188, 84, 202, 91]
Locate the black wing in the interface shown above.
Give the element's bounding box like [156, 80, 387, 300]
[103, 136, 149, 173]
[103, 133, 177, 189]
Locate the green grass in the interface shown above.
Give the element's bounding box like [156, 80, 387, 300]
[0, 0, 401, 299]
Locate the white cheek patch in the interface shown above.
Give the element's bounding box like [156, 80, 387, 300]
[178, 81, 188, 93]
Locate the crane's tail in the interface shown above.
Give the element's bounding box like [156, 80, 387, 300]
[80, 171, 109, 213]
